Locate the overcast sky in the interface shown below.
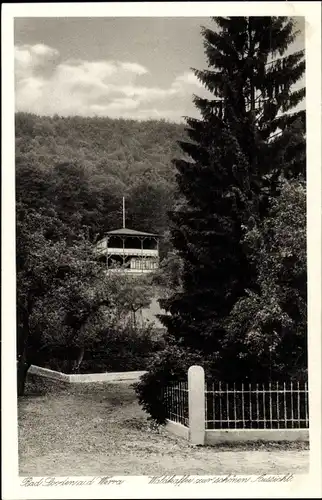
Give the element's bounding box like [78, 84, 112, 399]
[14, 17, 305, 122]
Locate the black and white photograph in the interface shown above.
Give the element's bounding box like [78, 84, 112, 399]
[2, 2, 321, 499]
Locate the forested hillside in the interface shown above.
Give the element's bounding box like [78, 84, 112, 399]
[16, 112, 186, 385]
[15, 112, 185, 246]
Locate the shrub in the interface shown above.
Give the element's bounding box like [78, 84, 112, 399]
[134, 342, 203, 424]
[81, 322, 165, 373]
[39, 322, 165, 374]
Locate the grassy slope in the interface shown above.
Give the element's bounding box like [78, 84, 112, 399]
[19, 375, 309, 476]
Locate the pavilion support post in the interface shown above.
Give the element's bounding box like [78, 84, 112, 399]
[106, 236, 109, 269]
[141, 238, 145, 272]
[156, 238, 159, 264]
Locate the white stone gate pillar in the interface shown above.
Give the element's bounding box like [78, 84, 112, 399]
[188, 365, 205, 445]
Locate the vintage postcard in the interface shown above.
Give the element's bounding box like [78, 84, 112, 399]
[2, 2, 321, 499]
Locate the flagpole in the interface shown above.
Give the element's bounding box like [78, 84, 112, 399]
[122, 196, 125, 228]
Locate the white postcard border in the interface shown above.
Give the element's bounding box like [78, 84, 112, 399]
[2, 2, 321, 499]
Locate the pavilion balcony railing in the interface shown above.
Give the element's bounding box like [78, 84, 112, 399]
[106, 268, 156, 274]
[96, 247, 158, 258]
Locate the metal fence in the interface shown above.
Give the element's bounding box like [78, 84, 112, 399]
[163, 379, 309, 430]
[163, 381, 189, 427]
[205, 381, 309, 430]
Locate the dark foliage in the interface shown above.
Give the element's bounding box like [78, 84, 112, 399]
[135, 343, 204, 424]
[16, 113, 184, 242]
[39, 324, 165, 374]
[159, 16, 305, 378]
[137, 17, 306, 420]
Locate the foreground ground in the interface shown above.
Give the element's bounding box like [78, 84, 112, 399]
[19, 375, 309, 476]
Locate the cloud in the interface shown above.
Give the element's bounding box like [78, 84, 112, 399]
[30, 43, 59, 57]
[15, 44, 59, 79]
[173, 71, 204, 89]
[119, 62, 148, 75]
[15, 44, 205, 121]
[15, 43, 59, 61]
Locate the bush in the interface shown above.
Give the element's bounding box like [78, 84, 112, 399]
[134, 342, 203, 424]
[81, 323, 165, 373]
[38, 322, 165, 374]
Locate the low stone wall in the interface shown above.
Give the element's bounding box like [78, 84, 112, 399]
[165, 419, 189, 440]
[29, 365, 69, 382]
[29, 365, 147, 383]
[205, 429, 309, 444]
[164, 424, 309, 445]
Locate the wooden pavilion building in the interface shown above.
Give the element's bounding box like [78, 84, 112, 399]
[94, 198, 164, 328]
[95, 227, 160, 273]
[95, 198, 160, 274]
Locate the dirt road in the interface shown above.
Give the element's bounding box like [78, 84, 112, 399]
[19, 376, 309, 476]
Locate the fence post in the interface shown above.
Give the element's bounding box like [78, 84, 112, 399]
[188, 365, 205, 445]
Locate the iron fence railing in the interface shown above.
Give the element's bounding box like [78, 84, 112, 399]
[163, 379, 309, 430]
[163, 381, 189, 427]
[205, 381, 309, 430]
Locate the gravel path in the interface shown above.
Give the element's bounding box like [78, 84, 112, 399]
[19, 375, 309, 476]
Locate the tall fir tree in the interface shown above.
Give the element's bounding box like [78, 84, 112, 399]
[160, 17, 305, 379]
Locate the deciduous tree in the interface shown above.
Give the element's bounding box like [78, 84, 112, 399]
[224, 178, 307, 380]
[16, 206, 109, 395]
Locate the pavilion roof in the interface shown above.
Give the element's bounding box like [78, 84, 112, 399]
[106, 227, 159, 238]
